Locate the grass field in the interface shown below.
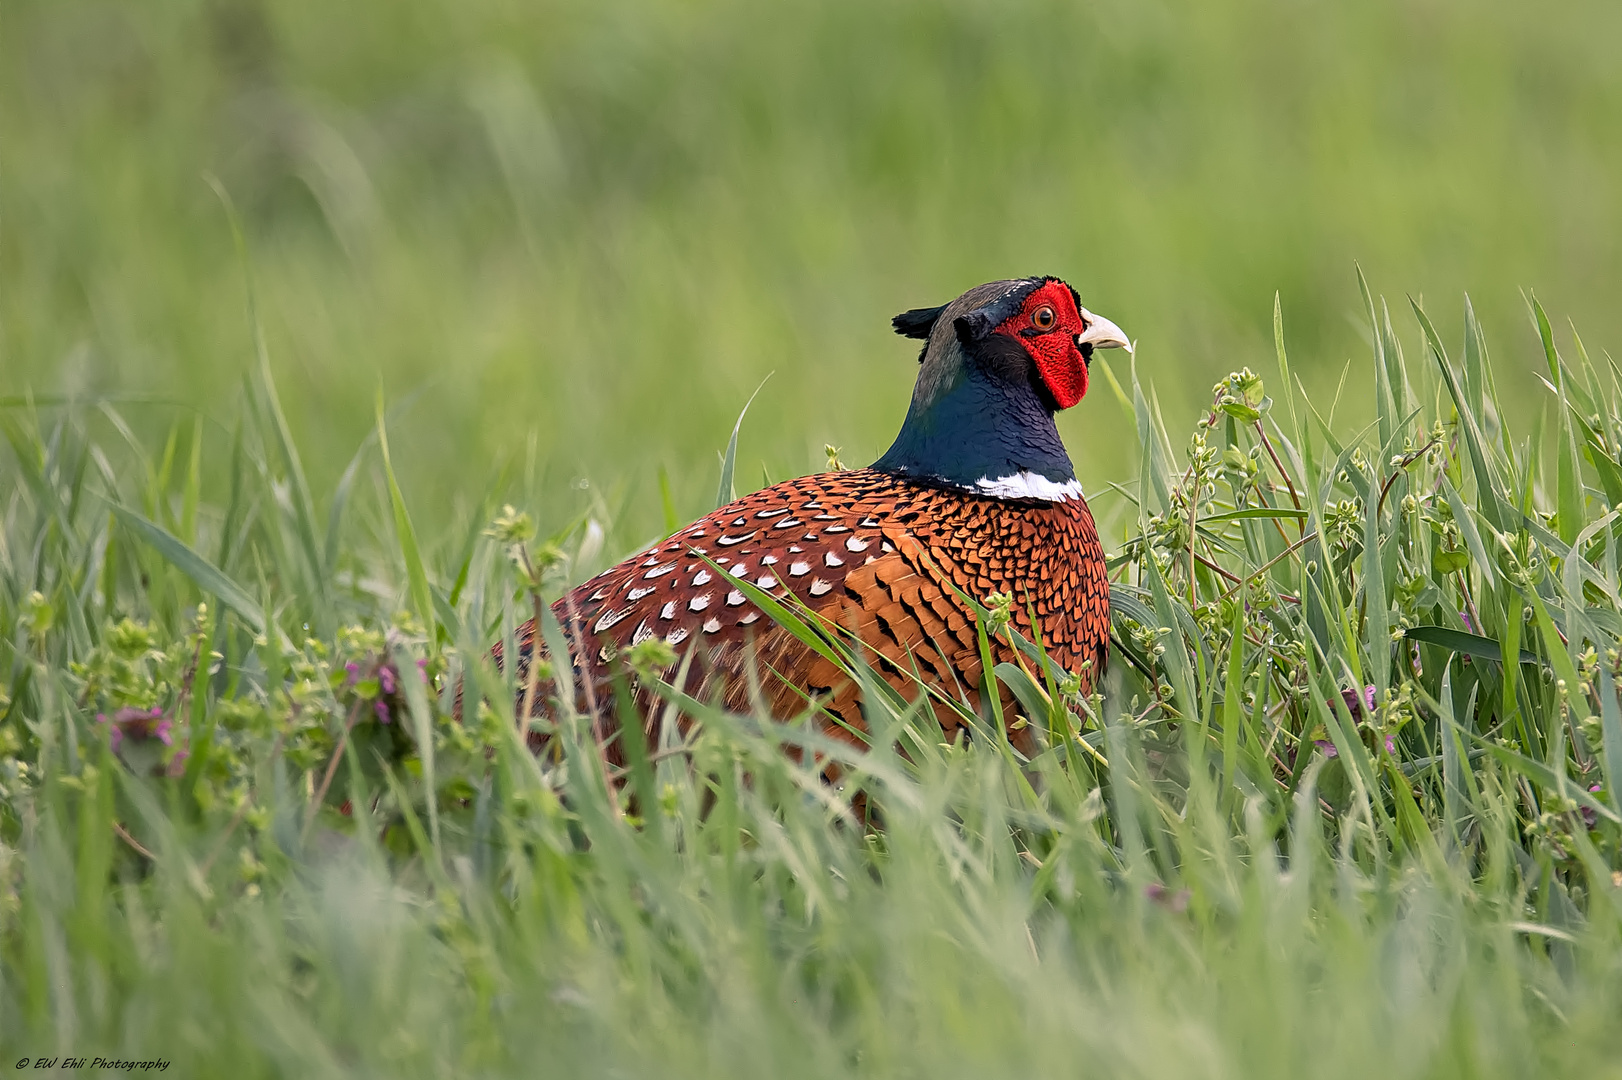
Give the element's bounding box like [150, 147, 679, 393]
[7, 1, 1622, 1075]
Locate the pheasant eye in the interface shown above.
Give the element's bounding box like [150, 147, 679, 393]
[1032, 305, 1057, 331]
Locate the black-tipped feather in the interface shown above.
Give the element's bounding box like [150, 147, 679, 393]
[892, 304, 948, 340]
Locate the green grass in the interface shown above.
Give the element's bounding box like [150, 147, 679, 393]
[5, 281, 1622, 1075]
[6, 0, 1622, 546]
[8, 1, 1622, 1073]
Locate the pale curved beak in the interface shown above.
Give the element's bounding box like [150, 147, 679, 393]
[1076, 308, 1133, 355]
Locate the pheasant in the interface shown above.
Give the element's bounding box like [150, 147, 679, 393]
[499, 276, 1129, 766]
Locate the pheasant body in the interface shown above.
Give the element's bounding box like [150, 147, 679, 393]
[505, 468, 1109, 760]
[497, 276, 1131, 762]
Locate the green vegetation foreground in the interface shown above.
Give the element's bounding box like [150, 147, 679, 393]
[5, 284, 1622, 1076]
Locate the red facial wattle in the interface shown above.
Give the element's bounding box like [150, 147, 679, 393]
[995, 281, 1091, 410]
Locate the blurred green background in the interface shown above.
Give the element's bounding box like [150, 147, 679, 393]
[5, 0, 1620, 550]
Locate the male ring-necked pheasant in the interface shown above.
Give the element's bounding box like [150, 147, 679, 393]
[500, 276, 1129, 764]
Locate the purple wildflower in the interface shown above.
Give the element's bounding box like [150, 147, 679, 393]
[1339, 685, 1377, 719]
[1583, 784, 1602, 829]
[97, 713, 121, 753]
[100, 705, 170, 753]
[1313, 734, 1397, 758]
[379, 663, 397, 696]
[374, 700, 391, 724]
[1145, 882, 1191, 912]
[1314, 687, 1394, 758]
[345, 661, 360, 684]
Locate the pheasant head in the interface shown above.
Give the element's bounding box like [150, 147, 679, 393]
[874, 277, 1130, 501]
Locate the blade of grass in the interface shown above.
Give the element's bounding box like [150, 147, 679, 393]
[375, 388, 437, 652]
[1414, 297, 1506, 532]
[716, 377, 770, 509]
[108, 505, 265, 636]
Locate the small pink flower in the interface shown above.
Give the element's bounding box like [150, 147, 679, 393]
[101, 705, 170, 753]
[374, 700, 391, 724]
[1145, 882, 1190, 912]
[1337, 685, 1377, 720]
[378, 664, 397, 696]
[345, 662, 360, 684]
[98, 713, 121, 753]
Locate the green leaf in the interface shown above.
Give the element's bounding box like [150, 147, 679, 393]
[324, 430, 374, 579]
[1531, 294, 1562, 387]
[658, 465, 679, 536]
[1435, 665, 1471, 848]
[209, 176, 327, 619]
[376, 388, 437, 651]
[1473, 734, 1621, 825]
[254, 302, 325, 607]
[394, 640, 440, 850]
[1439, 476, 1495, 590]
[1359, 268, 1393, 453]
[1362, 470, 1389, 692]
[1132, 357, 1174, 518]
[1462, 294, 1487, 422]
[1220, 601, 1246, 795]
[1108, 584, 1158, 631]
[1380, 298, 1410, 427]
[1600, 663, 1622, 818]
[717, 376, 770, 509]
[108, 505, 265, 636]
[1431, 547, 1469, 575]
[993, 662, 1052, 728]
[1143, 555, 1199, 727]
[1554, 363, 1585, 549]
[1414, 298, 1505, 532]
[1272, 291, 1300, 443]
[1583, 440, 1622, 509]
[1401, 625, 1538, 665]
[181, 414, 202, 545]
[1197, 507, 1309, 525]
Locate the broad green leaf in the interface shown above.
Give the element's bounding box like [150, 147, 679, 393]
[1401, 625, 1537, 665]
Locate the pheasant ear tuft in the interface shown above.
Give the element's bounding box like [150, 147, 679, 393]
[892, 304, 948, 340]
[952, 282, 1040, 345]
[953, 311, 994, 344]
